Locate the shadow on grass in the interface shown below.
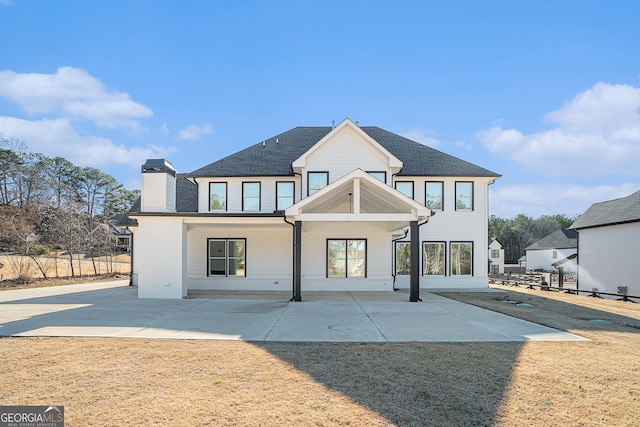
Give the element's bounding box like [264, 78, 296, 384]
[256, 341, 521, 426]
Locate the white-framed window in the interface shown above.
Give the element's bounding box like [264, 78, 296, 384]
[209, 182, 227, 211]
[395, 181, 414, 199]
[553, 250, 558, 259]
[208, 238, 246, 277]
[327, 239, 366, 278]
[395, 241, 411, 275]
[276, 181, 295, 210]
[308, 172, 329, 195]
[455, 182, 473, 211]
[425, 182, 443, 211]
[423, 242, 445, 275]
[242, 182, 261, 212]
[450, 241, 473, 275]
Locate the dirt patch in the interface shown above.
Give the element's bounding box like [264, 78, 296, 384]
[0, 285, 638, 426]
[0, 273, 129, 290]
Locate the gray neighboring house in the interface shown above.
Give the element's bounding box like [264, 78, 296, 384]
[570, 189, 640, 297]
[524, 229, 577, 272]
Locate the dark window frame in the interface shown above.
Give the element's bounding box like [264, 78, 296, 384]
[425, 181, 444, 211]
[207, 238, 247, 277]
[276, 181, 295, 211]
[242, 181, 261, 212]
[308, 171, 329, 196]
[450, 241, 474, 276]
[455, 181, 474, 211]
[367, 171, 387, 183]
[395, 181, 414, 199]
[422, 241, 447, 276]
[326, 238, 368, 278]
[209, 182, 228, 212]
[395, 241, 411, 276]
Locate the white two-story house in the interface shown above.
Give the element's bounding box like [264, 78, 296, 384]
[127, 119, 500, 299]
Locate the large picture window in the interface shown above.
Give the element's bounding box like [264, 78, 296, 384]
[425, 182, 443, 211]
[276, 181, 295, 210]
[423, 242, 445, 275]
[242, 182, 261, 211]
[395, 242, 411, 275]
[308, 172, 329, 195]
[450, 242, 473, 275]
[209, 182, 227, 211]
[208, 239, 246, 277]
[455, 182, 473, 211]
[395, 181, 414, 199]
[327, 239, 366, 278]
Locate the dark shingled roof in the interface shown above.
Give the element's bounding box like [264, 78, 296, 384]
[525, 229, 577, 251]
[186, 126, 500, 178]
[570, 189, 640, 230]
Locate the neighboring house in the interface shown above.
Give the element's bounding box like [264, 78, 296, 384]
[127, 118, 500, 299]
[111, 214, 135, 252]
[570, 189, 640, 297]
[488, 238, 504, 274]
[524, 229, 577, 272]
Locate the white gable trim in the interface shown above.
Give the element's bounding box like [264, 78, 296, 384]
[292, 118, 403, 170]
[285, 168, 430, 224]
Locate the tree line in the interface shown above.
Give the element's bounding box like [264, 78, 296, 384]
[489, 214, 577, 264]
[0, 135, 139, 280]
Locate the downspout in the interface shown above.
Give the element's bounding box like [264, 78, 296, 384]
[283, 216, 297, 301]
[391, 229, 408, 291]
[294, 172, 303, 201]
[126, 226, 134, 286]
[390, 215, 432, 292]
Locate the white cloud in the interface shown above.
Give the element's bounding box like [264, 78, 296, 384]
[489, 181, 640, 218]
[478, 82, 640, 177]
[177, 123, 213, 141]
[399, 127, 442, 148]
[454, 139, 473, 150]
[0, 116, 173, 169]
[0, 67, 153, 130]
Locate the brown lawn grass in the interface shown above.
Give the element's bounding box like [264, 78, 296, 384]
[0, 284, 639, 426]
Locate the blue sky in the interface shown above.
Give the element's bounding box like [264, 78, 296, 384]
[1, 0, 639, 218]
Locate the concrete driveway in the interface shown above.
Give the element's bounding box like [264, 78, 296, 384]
[0, 280, 587, 342]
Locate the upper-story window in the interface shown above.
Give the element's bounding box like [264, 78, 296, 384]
[491, 249, 500, 258]
[395, 181, 414, 199]
[425, 182, 443, 211]
[276, 182, 295, 210]
[308, 172, 329, 195]
[209, 182, 227, 211]
[242, 182, 261, 212]
[368, 171, 386, 183]
[455, 182, 473, 211]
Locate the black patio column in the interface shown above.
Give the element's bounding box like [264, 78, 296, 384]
[410, 220, 420, 302]
[294, 220, 302, 301]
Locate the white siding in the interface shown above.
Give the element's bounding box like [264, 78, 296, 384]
[134, 217, 186, 298]
[302, 129, 391, 194]
[526, 249, 576, 272]
[186, 224, 293, 291]
[141, 173, 176, 212]
[300, 222, 394, 291]
[578, 223, 640, 296]
[198, 177, 301, 213]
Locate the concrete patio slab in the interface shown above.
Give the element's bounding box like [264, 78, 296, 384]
[0, 280, 589, 342]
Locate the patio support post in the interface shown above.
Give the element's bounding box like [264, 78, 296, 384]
[294, 220, 302, 301]
[410, 220, 420, 302]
